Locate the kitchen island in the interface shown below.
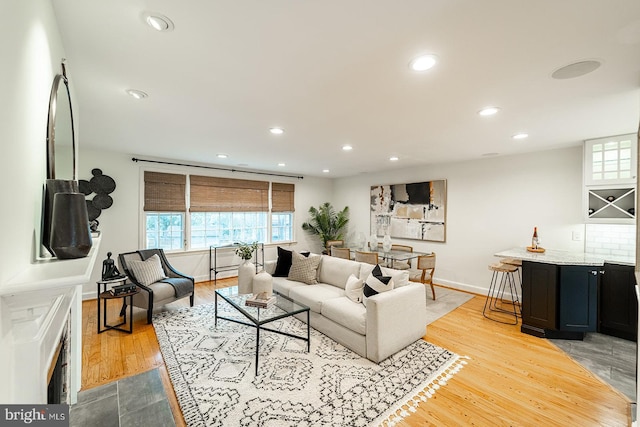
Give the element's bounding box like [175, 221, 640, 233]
[495, 248, 636, 340]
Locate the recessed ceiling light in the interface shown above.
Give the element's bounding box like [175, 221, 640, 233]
[512, 133, 529, 140]
[126, 89, 148, 99]
[552, 60, 601, 80]
[409, 54, 438, 71]
[217, 154, 228, 159]
[269, 127, 284, 135]
[389, 156, 399, 161]
[278, 162, 286, 167]
[342, 145, 353, 151]
[322, 169, 330, 173]
[144, 13, 174, 32]
[478, 107, 500, 116]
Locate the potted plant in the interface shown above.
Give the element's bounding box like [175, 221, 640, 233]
[235, 241, 258, 294]
[235, 241, 258, 261]
[301, 202, 349, 253]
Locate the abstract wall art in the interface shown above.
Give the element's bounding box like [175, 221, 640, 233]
[370, 179, 447, 242]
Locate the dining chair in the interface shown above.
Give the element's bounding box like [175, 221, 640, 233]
[354, 250, 379, 265]
[389, 244, 413, 270]
[409, 252, 436, 300]
[325, 239, 344, 254]
[331, 246, 351, 260]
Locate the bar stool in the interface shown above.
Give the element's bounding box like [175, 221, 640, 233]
[483, 262, 520, 325]
[500, 258, 522, 287]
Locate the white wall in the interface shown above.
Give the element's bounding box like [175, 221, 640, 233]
[77, 149, 333, 298]
[333, 146, 585, 295]
[0, 1, 67, 284]
[0, 0, 68, 403]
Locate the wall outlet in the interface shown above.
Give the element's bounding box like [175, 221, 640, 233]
[572, 230, 582, 241]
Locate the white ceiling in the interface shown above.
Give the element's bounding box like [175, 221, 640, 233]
[51, 0, 640, 178]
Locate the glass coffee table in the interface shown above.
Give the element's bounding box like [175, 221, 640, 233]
[214, 287, 310, 375]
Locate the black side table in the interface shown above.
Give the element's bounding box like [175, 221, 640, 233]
[97, 277, 138, 334]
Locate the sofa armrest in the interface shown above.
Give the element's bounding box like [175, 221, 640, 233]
[264, 260, 277, 275]
[365, 283, 427, 363]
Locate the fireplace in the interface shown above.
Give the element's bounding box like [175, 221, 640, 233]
[0, 233, 101, 404]
[47, 318, 70, 404]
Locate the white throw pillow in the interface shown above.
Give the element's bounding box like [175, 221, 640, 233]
[288, 251, 321, 285]
[128, 254, 167, 286]
[362, 264, 395, 307]
[344, 274, 364, 303]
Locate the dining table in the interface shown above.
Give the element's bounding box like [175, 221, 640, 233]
[344, 244, 429, 268]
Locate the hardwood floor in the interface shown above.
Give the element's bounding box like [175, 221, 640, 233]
[81, 280, 632, 426]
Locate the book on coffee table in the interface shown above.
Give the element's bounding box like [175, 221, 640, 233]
[245, 292, 276, 308]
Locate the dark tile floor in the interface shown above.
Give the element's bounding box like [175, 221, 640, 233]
[550, 332, 636, 419]
[70, 368, 175, 427]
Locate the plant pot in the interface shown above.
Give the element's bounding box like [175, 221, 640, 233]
[237, 260, 256, 294]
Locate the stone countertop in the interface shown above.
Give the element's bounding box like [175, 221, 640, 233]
[495, 247, 635, 267]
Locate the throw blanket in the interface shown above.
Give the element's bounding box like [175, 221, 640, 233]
[160, 277, 192, 298]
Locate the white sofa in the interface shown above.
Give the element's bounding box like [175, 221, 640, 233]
[264, 254, 427, 363]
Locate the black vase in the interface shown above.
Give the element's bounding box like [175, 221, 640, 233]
[49, 192, 92, 259]
[43, 179, 79, 255]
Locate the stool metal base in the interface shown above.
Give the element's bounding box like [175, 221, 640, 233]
[483, 265, 521, 325]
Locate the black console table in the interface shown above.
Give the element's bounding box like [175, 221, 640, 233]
[209, 243, 264, 287]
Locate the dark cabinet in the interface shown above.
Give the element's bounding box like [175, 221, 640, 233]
[599, 263, 638, 341]
[522, 261, 558, 334]
[558, 266, 598, 332]
[522, 261, 599, 339]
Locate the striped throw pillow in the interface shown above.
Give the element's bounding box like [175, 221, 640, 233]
[362, 264, 395, 307]
[128, 254, 167, 286]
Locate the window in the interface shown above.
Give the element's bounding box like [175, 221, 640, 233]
[272, 212, 293, 242]
[143, 172, 186, 250]
[146, 212, 184, 250]
[143, 172, 295, 250]
[190, 211, 268, 249]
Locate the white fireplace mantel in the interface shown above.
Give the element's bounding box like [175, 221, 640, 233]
[0, 234, 101, 404]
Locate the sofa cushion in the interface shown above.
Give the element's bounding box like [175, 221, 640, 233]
[272, 276, 307, 297]
[288, 252, 321, 285]
[359, 263, 409, 288]
[128, 254, 167, 286]
[344, 274, 364, 303]
[317, 255, 362, 289]
[362, 265, 395, 307]
[289, 284, 344, 313]
[273, 247, 310, 277]
[321, 297, 367, 335]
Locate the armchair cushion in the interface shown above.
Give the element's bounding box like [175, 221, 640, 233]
[128, 254, 167, 285]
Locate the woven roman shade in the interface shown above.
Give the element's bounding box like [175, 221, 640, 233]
[144, 171, 186, 212]
[271, 183, 295, 212]
[190, 175, 269, 212]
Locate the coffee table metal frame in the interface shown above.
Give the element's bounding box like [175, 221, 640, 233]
[214, 287, 310, 375]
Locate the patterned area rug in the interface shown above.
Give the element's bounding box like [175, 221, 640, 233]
[153, 301, 467, 427]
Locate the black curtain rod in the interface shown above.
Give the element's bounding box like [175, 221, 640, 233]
[131, 157, 304, 180]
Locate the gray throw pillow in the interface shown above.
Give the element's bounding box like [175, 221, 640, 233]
[128, 254, 167, 286]
[288, 251, 321, 285]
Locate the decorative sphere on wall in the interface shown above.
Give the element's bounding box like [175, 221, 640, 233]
[79, 168, 116, 230]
